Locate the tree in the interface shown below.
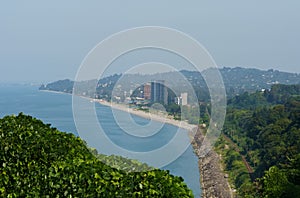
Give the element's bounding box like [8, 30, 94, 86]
[262, 166, 288, 198]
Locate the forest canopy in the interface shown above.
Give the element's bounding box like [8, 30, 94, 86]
[221, 84, 300, 197]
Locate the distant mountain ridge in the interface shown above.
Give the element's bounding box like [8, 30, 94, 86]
[40, 67, 300, 101]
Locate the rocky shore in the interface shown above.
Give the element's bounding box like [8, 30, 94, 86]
[91, 98, 233, 198]
[192, 128, 233, 198]
[96, 99, 233, 197]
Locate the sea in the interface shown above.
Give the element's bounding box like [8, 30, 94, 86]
[0, 84, 201, 197]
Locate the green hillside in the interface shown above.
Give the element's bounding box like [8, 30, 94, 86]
[0, 113, 193, 197]
[218, 84, 300, 197]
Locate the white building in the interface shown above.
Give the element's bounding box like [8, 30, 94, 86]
[181, 92, 188, 106]
[175, 93, 188, 106]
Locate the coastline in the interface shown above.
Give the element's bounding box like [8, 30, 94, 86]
[40, 89, 196, 131]
[41, 89, 232, 198]
[192, 128, 233, 198]
[95, 99, 197, 132]
[91, 97, 233, 198]
[80, 96, 233, 198]
[39, 89, 72, 95]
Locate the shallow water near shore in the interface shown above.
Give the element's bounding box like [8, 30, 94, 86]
[0, 84, 201, 197]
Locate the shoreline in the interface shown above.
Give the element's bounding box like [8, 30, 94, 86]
[40, 89, 197, 132]
[39, 89, 72, 95]
[41, 89, 232, 198]
[88, 96, 233, 198]
[192, 128, 233, 198]
[95, 99, 197, 132]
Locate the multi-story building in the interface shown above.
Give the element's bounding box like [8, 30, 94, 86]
[143, 83, 151, 100]
[181, 92, 188, 106]
[151, 80, 168, 105]
[175, 92, 188, 106]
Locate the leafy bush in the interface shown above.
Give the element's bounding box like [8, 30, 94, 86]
[0, 113, 193, 197]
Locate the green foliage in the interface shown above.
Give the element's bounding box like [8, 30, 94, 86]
[165, 103, 181, 117]
[215, 137, 253, 197]
[261, 162, 300, 198]
[265, 84, 300, 104]
[228, 91, 269, 109]
[96, 154, 153, 173]
[228, 84, 300, 110]
[0, 113, 193, 197]
[261, 166, 289, 198]
[181, 105, 202, 125]
[39, 79, 74, 93]
[222, 85, 300, 197]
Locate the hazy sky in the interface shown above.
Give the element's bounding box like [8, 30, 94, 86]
[1, 1, 300, 83]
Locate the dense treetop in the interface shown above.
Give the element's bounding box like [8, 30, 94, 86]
[222, 84, 300, 197]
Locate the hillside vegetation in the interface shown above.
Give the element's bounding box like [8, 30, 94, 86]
[0, 113, 193, 197]
[219, 84, 300, 197]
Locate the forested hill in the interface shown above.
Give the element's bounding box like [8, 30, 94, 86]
[228, 84, 300, 109]
[39, 67, 300, 100]
[219, 67, 299, 96]
[219, 84, 300, 197]
[0, 113, 193, 197]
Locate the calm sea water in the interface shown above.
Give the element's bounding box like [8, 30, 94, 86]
[0, 84, 201, 197]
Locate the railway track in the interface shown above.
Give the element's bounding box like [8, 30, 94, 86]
[221, 133, 254, 176]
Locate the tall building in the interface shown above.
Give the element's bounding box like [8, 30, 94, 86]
[151, 80, 168, 105]
[175, 92, 188, 106]
[143, 83, 151, 100]
[181, 92, 188, 105]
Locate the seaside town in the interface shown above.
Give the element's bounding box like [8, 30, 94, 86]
[1, 1, 300, 197]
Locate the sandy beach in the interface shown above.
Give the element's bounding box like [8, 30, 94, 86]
[93, 98, 232, 198]
[40, 89, 197, 133]
[42, 90, 232, 197]
[93, 99, 198, 133]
